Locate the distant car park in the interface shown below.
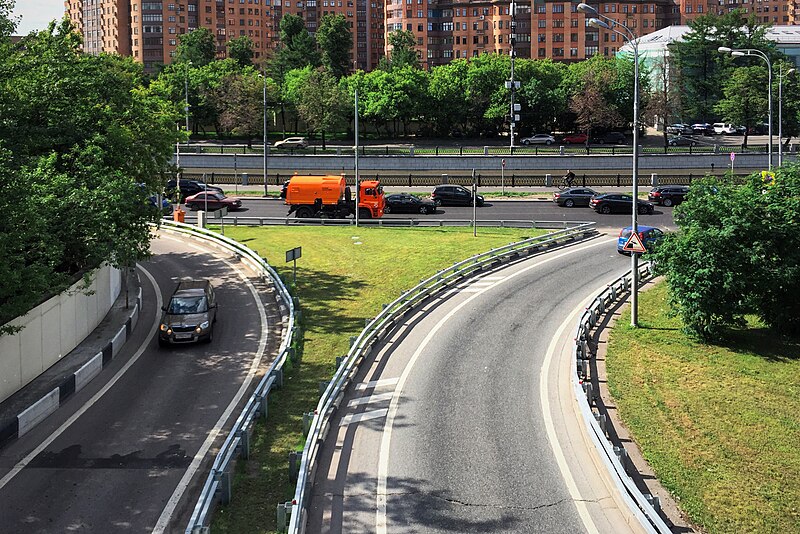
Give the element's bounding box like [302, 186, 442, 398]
[520, 134, 556, 145]
[691, 123, 714, 136]
[552, 187, 599, 207]
[667, 123, 693, 135]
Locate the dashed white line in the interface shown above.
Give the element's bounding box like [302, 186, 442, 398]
[340, 409, 389, 427]
[355, 378, 399, 391]
[347, 392, 394, 408]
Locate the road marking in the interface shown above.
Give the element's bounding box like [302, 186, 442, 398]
[355, 378, 399, 391]
[152, 233, 270, 533]
[347, 392, 394, 408]
[376, 237, 615, 533]
[340, 409, 389, 427]
[0, 266, 162, 491]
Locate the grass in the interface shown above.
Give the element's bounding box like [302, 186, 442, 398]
[606, 282, 800, 534]
[210, 225, 547, 533]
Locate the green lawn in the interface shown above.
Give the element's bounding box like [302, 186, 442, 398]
[606, 282, 800, 534]
[211, 225, 546, 533]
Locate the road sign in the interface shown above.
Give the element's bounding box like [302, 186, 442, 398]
[623, 232, 647, 254]
[211, 207, 228, 218]
[761, 170, 776, 186]
[285, 246, 302, 262]
[501, 159, 506, 168]
[730, 152, 736, 162]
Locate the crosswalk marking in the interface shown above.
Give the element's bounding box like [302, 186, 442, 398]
[355, 378, 399, 391]
[340, 409, 389, 427]
[347, 392, 394, 408]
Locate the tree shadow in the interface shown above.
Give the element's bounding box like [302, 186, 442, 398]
[715, 327, 800, 362]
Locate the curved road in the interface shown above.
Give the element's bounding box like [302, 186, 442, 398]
[0, 233, 282, 533]
[307, 233, 642, 533]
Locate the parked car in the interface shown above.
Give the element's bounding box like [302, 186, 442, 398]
[691, 123, 714, 136]
[590, 131, 627, 144]
[431, 185, 485, 207]
[520, 134, 555, 145]
[562, 133, 588, 144]
[165, 179, 224, 202]
[648, 185, 689, 207]
[590, 193, 654, 214]
[384, 193, 437, 214]
[158, 280, 217, 346]
[184, 191, 243, 211]
[666, 123, 693, 135]
[552, 187, 599, 207]
[617, 225, 665, 255]
[149, 195, 173, 215]
[274, 136, 308, 149]
[713, 123, 737, 135]
[667, 135, 698, 147]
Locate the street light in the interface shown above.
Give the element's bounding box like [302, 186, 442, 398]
[184, 61, 191, 146]
[778, 65, 795, 167]
[718, 46, 773, 170]
[578, 2, 642, 327]
[259, 72, 269, 196]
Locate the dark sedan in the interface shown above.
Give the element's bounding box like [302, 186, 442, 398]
[165, 179, 224, 202]
[185, 192, 243, 211]
[384, 193, 437, 214]
[648, 185, 689, 207]
[552, 187, 599, 207]
[431, 185, 485, 207]
[589, 193, 654, 215]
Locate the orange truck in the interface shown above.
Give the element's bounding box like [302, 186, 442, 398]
[281, 175, 385, 219]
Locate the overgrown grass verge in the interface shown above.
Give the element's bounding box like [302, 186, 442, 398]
[606, 282, 800, 534]
[211, 225, 546, 533]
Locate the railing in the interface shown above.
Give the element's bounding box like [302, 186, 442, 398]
[284, 222, 598, 533]
[153, 220, 298, 534]
[184, 215, 591, 229]
[572, 262, 672, 533]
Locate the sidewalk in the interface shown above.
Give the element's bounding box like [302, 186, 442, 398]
[0, 272, 142, 448]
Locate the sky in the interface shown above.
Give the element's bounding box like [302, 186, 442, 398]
[11, 0, 66, 35]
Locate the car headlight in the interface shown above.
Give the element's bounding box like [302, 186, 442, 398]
[160, 324, 168, 331]
[199, 321, 210, 330]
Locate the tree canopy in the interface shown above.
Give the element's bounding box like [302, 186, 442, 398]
[316, 14, 352, 79]
[175, 27, 217, 67]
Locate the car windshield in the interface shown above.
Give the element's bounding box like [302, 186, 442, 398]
[167, 296, 208, 314]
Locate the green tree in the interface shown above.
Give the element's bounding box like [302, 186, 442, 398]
[226, 36, 255, 68]
[296, 68, 349, 147]
[714, 66, 768, 147]
[0, 0, 17, 38]
[427, 60, 470, 136]
[212, 70, 279, 145]
[273, 14, 320, 77]
[645, 50, 684, 147]
[382, 30, 420, 70]
[518, 58, 569, 135]
[568, 56, 625, 137]
[282, 66, 314, 134]
[175, 27, 217, 67]
[316, 14, 352, 79]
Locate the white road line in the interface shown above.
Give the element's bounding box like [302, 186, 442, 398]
[539, 287, 610, 534]
[0, 267, 162, 491]
[152, 233, 270, 533]
[340, 409, 389, 427]
[347, 392, 394, 408]
[355, 378, 399, 391]
[376, 237, 616, 533]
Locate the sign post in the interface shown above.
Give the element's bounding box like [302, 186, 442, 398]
[212, 206, 228, 235]
[501, 159, 506, 195]
[622, 232, 647, 254]
[285, 246, 302, 285]
[730, 151, 735, 173]
[471, 169, 477, 238]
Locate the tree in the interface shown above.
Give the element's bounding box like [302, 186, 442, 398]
[175, 27, 217, 67]
[272, 14, 320, 77]
[382, 30, 420, 70]
[427, 60, 470, 136]
[518, 59, 569, 135]
[316, 14, 352, 79]
[645, 50, 684, 147]
[568, 57, 625, 137]
[714, 66, 768, 147]
[296, 68, 349, 147]
[227, 36, 255, 68]
[652, 168, 800, 340]
[0, 0, 17, 39]
[212, 70, 279, 145]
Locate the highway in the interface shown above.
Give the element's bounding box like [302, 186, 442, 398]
[306, 234, 643, 533]
[0, 233, 282, 533]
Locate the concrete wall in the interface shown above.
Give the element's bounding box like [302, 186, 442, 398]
[0, 265, 121, 403]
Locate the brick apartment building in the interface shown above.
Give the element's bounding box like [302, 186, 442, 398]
[64, 0, 796, 71]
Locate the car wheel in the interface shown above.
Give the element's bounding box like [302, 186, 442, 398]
[434, 199, 442, 207]
[419, 206, 428, 214]
[564, 199, 575, 207]
[564, 140, 571, 145]
[600, 204, 611, 214]
[384, 205, 392, 214]
[295, 206, 313, 218]
[546, 140, 552, 145]
[691, 141, 697, 146]
[598, 139, 605, 144]
[522, 140, 530, 146]
[638, 204, 649, 215]
[663, 198, 673, 207]
[205, 327, 213, 344]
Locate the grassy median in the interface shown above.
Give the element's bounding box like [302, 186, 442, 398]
[606, 282, 800, 534]
[211, 225, 546, 533]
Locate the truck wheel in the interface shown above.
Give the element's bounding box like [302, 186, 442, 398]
[358, 208, 372, 220]
[295, 207, 313, 218]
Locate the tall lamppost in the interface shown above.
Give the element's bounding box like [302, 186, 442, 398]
[578, 2, 641, 326]
[718, 47, 772, 170]
[260, 72, 269, 196]
[778, 65, 795, 167]
[184, 61, 191, 147]
[507, 0, 519, 149]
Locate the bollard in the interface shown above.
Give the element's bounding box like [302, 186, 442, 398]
[242, 173, 249, 186]
[302, 411, 314, 436]
[239, 428, 251, 459]
[349, 336, 357, 347]
[559, 145, 565, 156]
[259, 393, 269, 421]
[613, 446, 629, 473]
[272, 368, 284, 388]
[651, 173, 658, 187]
[335, 355, 344, 368]
[220, 468, 233, 504]
[545, 173, 553, 187]
[289, 451, 299, 481]
[319, 381, 329, 395]
[594, 413, 607, 436]
[276, 502, 291, 533]
[645, 494, 662, 514]
[442, 173, 448, 184]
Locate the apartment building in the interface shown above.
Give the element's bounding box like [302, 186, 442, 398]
[679, 0, 795, 24]
[66, 0, 384, 72]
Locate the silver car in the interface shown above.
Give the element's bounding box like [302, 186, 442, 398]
[274, 136, 308, 149]
[520, 134, 556, 146]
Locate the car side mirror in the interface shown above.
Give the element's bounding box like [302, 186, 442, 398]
[161, 305, 167, 311]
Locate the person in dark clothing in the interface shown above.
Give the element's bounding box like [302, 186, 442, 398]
[563, 170, 576, 188]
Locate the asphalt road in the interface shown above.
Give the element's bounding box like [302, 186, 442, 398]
[193, 198, 677, 231]
[307, 234, 643, 533]
[0, 234, 281, 533]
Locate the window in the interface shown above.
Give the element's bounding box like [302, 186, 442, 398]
[538, 19, 546, 27]
[552, 19, 563, 27]
[552, 3, 563, 13]
[571, 32, 578, 42]
[536, 4, 545, 13]
[570, 47, 578, 56]
[538, 47, 546, 57]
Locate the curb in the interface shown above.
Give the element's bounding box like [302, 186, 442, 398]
[0, 285, 143, 447]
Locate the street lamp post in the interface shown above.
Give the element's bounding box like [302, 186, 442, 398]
[718, 47, 772, 170]
[578, 2, 641, 326]
[184, 61, 191, 146]
[778, 65, 795, 167]
[260, 72, 269, 196]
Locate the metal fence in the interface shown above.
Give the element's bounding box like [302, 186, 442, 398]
[283, 223, 598, 533]
[572, 262, 672, 533]
[186, 215, 591, 229]
[154, 220, 298, 534]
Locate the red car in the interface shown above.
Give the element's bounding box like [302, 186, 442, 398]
[562, 133, 588, 144]
[185, 192, 243, 211]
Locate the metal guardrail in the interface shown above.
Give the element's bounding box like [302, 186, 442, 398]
[571, 262, 672, 533]
[184, 215, 588, 229]
[152, 220, 297, 534]
[284, 222, 598, 533]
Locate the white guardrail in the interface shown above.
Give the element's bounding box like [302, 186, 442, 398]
[153, 220, 298, 534]
[573, 262, 672, 533]
[284, 222, 599, 533]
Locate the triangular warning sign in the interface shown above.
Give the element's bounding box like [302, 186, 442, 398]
[623, 232, 648, 253]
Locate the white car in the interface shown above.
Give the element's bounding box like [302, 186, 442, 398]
[273, 137, 308, 149]
[712, 123, 737, 135]
[520, 134, 556, 146]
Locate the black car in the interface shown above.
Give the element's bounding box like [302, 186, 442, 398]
[431, 185, 485, 207]
[165, 179, 224, 202]
[591, 131, 627, 144]
[648, 185, 689, 207]
[552, 187, 599, 207]
[158, 280, 217, 346]
[589, 193, 654, 215]
[384, 193, 437, 214]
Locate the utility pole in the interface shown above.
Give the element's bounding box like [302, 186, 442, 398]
[355, 86, 360, 227]
[507, 1, 520, 149]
